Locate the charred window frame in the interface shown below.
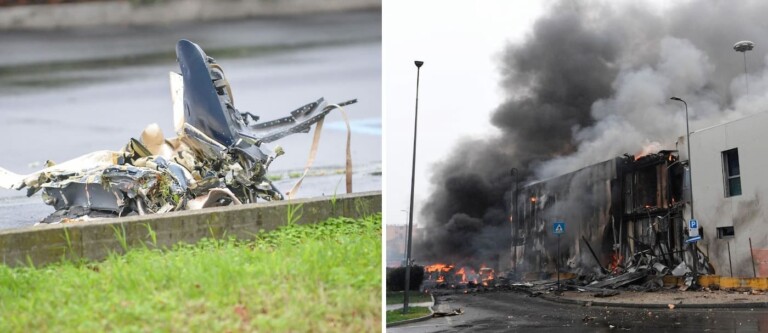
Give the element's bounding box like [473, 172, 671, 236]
[623, 168, 658, 213]
[722, 148, 742, 197]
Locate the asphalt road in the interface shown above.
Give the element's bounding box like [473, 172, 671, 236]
[390, 290, 768, 332]
[0, 10, 381, 228]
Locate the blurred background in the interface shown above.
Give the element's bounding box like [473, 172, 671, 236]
[0, 0, 381, 228]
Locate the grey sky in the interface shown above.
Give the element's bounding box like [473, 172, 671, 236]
[383, 1, 545, 225]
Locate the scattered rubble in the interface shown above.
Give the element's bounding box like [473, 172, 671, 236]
[589, 271, 647, 289]
[422, 243, 732, 307]
[433, 309, 464, 317]
[594, 290, 620, 298]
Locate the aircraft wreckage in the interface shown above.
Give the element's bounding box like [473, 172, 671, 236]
[0, 39, 356, 223]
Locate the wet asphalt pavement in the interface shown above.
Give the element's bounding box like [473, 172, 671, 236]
[0, 10, 381, 229]
[390, 290, 768, 332]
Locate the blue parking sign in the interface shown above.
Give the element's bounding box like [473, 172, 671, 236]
[689, 219, 698, 229]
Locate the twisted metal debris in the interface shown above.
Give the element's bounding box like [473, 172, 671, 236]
[0, 39, 356, 223]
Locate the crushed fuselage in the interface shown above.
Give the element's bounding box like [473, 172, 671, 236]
[0, 39, 356, 223]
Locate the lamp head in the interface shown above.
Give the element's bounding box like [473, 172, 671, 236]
[734, 40, 755, 52]
[670, 96, 683, 102]
[415, 61, 424, 68]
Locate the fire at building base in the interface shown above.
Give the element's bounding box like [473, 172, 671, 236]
[417, 151, 708, 294]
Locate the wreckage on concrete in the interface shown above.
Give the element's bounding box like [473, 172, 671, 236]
[0, 39, 355, 223]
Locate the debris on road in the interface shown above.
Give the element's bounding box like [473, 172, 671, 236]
[594, 290, 620, 298]
[589, 271, 647, 289]
[433, 309, 464, 317]
[671, 262, 691, 277]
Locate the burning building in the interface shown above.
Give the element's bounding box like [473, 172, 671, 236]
[513, 109, 768, 279]
[512, 150, 694, 278]
[420, 111, 768, 284]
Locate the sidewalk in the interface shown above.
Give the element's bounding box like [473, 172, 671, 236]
[0, 0, 380, 31]
[385, 294, 437, 328]
[541, 288, 768, 308]
[386, 301, 433, 311]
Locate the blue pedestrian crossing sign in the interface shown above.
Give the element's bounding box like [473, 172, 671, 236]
[553, 221, 565, 234]
[689, 219, 698, 229]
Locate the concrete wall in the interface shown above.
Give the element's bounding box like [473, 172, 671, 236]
[689, 111, 768, 276]
[0, 0, 380, 30]
[0, 191, 380, 267]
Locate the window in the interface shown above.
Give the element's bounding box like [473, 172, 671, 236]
[717, 226, 735, 239]
[722, 148, 742, 197]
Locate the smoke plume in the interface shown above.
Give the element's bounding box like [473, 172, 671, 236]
[416, 0, 768, 267]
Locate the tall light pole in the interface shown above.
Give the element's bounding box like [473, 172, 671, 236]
[400, 209, 409, 264]
[733, 41, 755, 94]
[510, 168, 518, 277]
[670, 96, 698, 285]
[403, 60, 424, 314]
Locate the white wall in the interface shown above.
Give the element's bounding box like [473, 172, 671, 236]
[688, 111, 768, 277]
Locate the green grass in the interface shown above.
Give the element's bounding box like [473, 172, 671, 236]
[266, 174, 283, 181]
[386, 291, 433, 305]
[0, 214, 382, 332]
[288, 172, 303, 179]
[386, 307, 431, 324]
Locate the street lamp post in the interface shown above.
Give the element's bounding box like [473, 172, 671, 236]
[670, 96, 699, 286]
[510, 168, 518, 277]
[403, 60, 424, 314]
[401, 209, 409, 264]
[733, 41, 755, 94]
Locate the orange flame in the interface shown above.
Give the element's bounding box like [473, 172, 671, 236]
[425, 263, 496, 287]
[425, 263, 453, 273]
[425, 263, 454, 283]
[456, 267, 467, 283]
[634, 142, 663, 161]
[479, 265, 495, 286]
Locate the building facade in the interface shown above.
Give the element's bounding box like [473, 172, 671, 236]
[688, 111, 768, 277]
[512, 151, 691, 276]
[386, 224, 407, 267]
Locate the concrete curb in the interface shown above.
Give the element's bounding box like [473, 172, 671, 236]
[0, 191, 380, 267]
[385, 294, 436, 328]
[678, 275, 768, 291]
[539, 292, 768, 309]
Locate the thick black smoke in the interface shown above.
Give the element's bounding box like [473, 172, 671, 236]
[416, 0, 768, 268]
